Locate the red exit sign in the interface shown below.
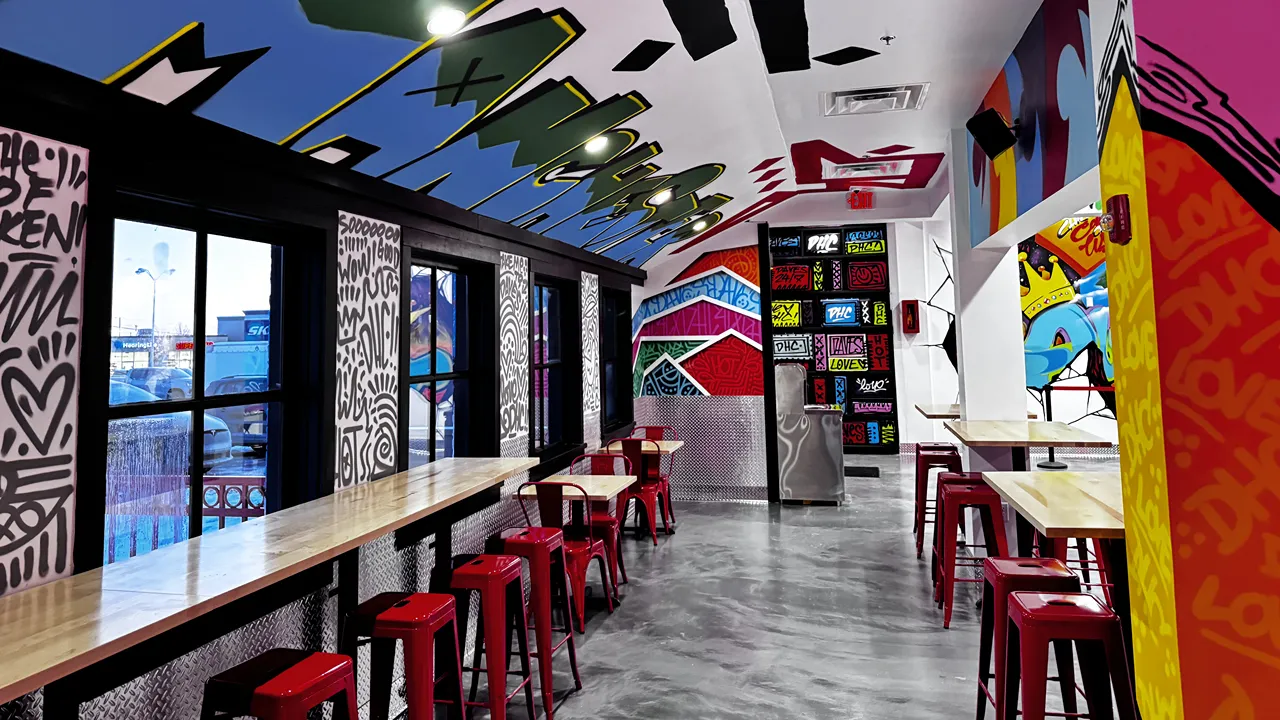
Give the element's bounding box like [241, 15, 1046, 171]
[847, 189, 875, 210]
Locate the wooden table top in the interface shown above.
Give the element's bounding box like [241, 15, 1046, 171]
[943, 420, 1112, 448]
[520, 475, 636, 502]
[604, 439, 684, 455]
[915, 403, 1037, 420]
[0, 456, 536, 705]
[981, 471, 1124, 538]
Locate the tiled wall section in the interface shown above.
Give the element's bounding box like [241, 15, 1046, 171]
[634, 396, 767, 501]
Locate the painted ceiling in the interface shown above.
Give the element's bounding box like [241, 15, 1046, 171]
[0, 0, 1036, 267]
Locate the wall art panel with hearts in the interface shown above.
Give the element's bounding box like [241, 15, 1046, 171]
[0, 126, 88, 595]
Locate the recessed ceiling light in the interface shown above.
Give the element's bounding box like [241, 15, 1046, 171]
[650, 189, 673, 205]
[693, 220, 707, 231]
[427, 7, 467, 36]
[584, 136, 609, 154]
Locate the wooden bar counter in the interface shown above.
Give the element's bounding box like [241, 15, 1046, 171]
[0, 457, 535, 707]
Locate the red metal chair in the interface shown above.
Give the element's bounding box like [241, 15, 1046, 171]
[975, 559, 1081, 720]
[520, 481, 616, 632]
[615, 438, 672, 543]
[631, 425, 677, 527]
[496, 526, 582, 718]
[344, 592, 466, 720]
[934, 478, 1010, 628]
[200, 649, 358, 720]
[1002, 592, 1137, 720]
[570, 453, 633, 587]
[450, 555, 536, 720]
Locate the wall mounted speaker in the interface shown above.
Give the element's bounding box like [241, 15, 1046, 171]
[966, 108, 1017, 160]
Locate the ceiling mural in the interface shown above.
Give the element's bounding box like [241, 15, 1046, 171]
[0, 0, 1032, 266]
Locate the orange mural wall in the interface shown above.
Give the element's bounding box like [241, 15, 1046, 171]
[1144, 127, 1280, 717]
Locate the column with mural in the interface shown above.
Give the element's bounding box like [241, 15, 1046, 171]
[1094, 0, 1280, 716]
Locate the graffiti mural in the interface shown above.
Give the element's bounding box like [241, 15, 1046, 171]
[1131, 14, 1280, 714]
[966, 0, 1097, 246]
[633, 243, 762, 397]
[335, 212, 400, 488]
[498, 252, 530, 439]
[1019, 215, 1115, 430]
[0, 127, 86, 595]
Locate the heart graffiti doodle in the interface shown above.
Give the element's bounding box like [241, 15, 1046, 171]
[2, 363, 75, 456]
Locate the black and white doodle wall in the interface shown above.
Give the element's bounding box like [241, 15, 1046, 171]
[581, 272, 600, 450]
[0, 127, 88, 595]
[335, 211, 400, 487]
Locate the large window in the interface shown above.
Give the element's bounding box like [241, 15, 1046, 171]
[105, 218, 283, 564]
[600, 289, 633, 431]
[531, 284, 564, 453]
[407, 264, 470, 467]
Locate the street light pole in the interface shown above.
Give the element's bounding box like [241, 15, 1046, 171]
[137, 267, 176, 367]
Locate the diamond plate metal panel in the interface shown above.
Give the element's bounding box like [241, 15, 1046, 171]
[634, 396, 768, 501]
[0, 690, 40, 720]
[77, 583, 335, 720]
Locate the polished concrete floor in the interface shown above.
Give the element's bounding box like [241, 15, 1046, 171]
[545, 455, 983, 720]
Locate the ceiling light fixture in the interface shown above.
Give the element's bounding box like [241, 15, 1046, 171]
[584, 136, 609, 154]
[693, 220, 707, 231]
[427, 7, 467, 37]
[650, 188, 673, 205]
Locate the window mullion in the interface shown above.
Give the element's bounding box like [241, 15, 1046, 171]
[429, 267, 438, 462]
[189, 230, 209, 539]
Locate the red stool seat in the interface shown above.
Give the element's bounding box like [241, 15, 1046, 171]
[975, 559, 1081, 720]
[451, 555, 535, 720]
[201, 648, 357, 720]
[499, 526, 582, 718]
[934, 480, 1009, 628]
[915, 448, 964, 557]
[1003, 592, 1137, 720]
[453, 554, 522, 587]
[346, 593, 465, 720]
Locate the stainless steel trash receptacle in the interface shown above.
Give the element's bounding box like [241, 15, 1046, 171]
[774, 364, 844, 504]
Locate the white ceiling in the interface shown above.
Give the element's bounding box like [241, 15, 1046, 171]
[760, 0, 1042, 160]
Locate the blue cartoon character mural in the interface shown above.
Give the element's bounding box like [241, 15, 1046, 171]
[1019, 216, 1114, 421]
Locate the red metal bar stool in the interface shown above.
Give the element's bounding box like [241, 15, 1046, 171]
[975, 559, 1081, 720]
[1003, 592, 1138, 720]
[570, 453, 633, 587]
[929, 471, 985, 590]
[632, 425, 677, 527]
[523, 480, 616, 632]
[451, 555, 537, 720]
[200, 648, 357, 720]
[616, 438, 671, 543]
[935, 478, 1009, 628]
[345, 592, 466, 720]
[916, 443, 964, 558]
[496, 524, 583, 718]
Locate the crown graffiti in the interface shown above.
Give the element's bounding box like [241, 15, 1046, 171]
[1019, 252, 1073, 318]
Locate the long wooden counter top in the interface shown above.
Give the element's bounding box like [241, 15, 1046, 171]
[0, 456, 536, 705]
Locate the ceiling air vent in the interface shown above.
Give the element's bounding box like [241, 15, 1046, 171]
[821, 83, 929, 117]
[821, 158, 915, 180]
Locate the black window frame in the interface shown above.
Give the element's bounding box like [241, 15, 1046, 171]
[99, 196, 297, 561]
[600, 287, 633, 432]
[403, 258, 472, 465]
[529, 274, 582, 459]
